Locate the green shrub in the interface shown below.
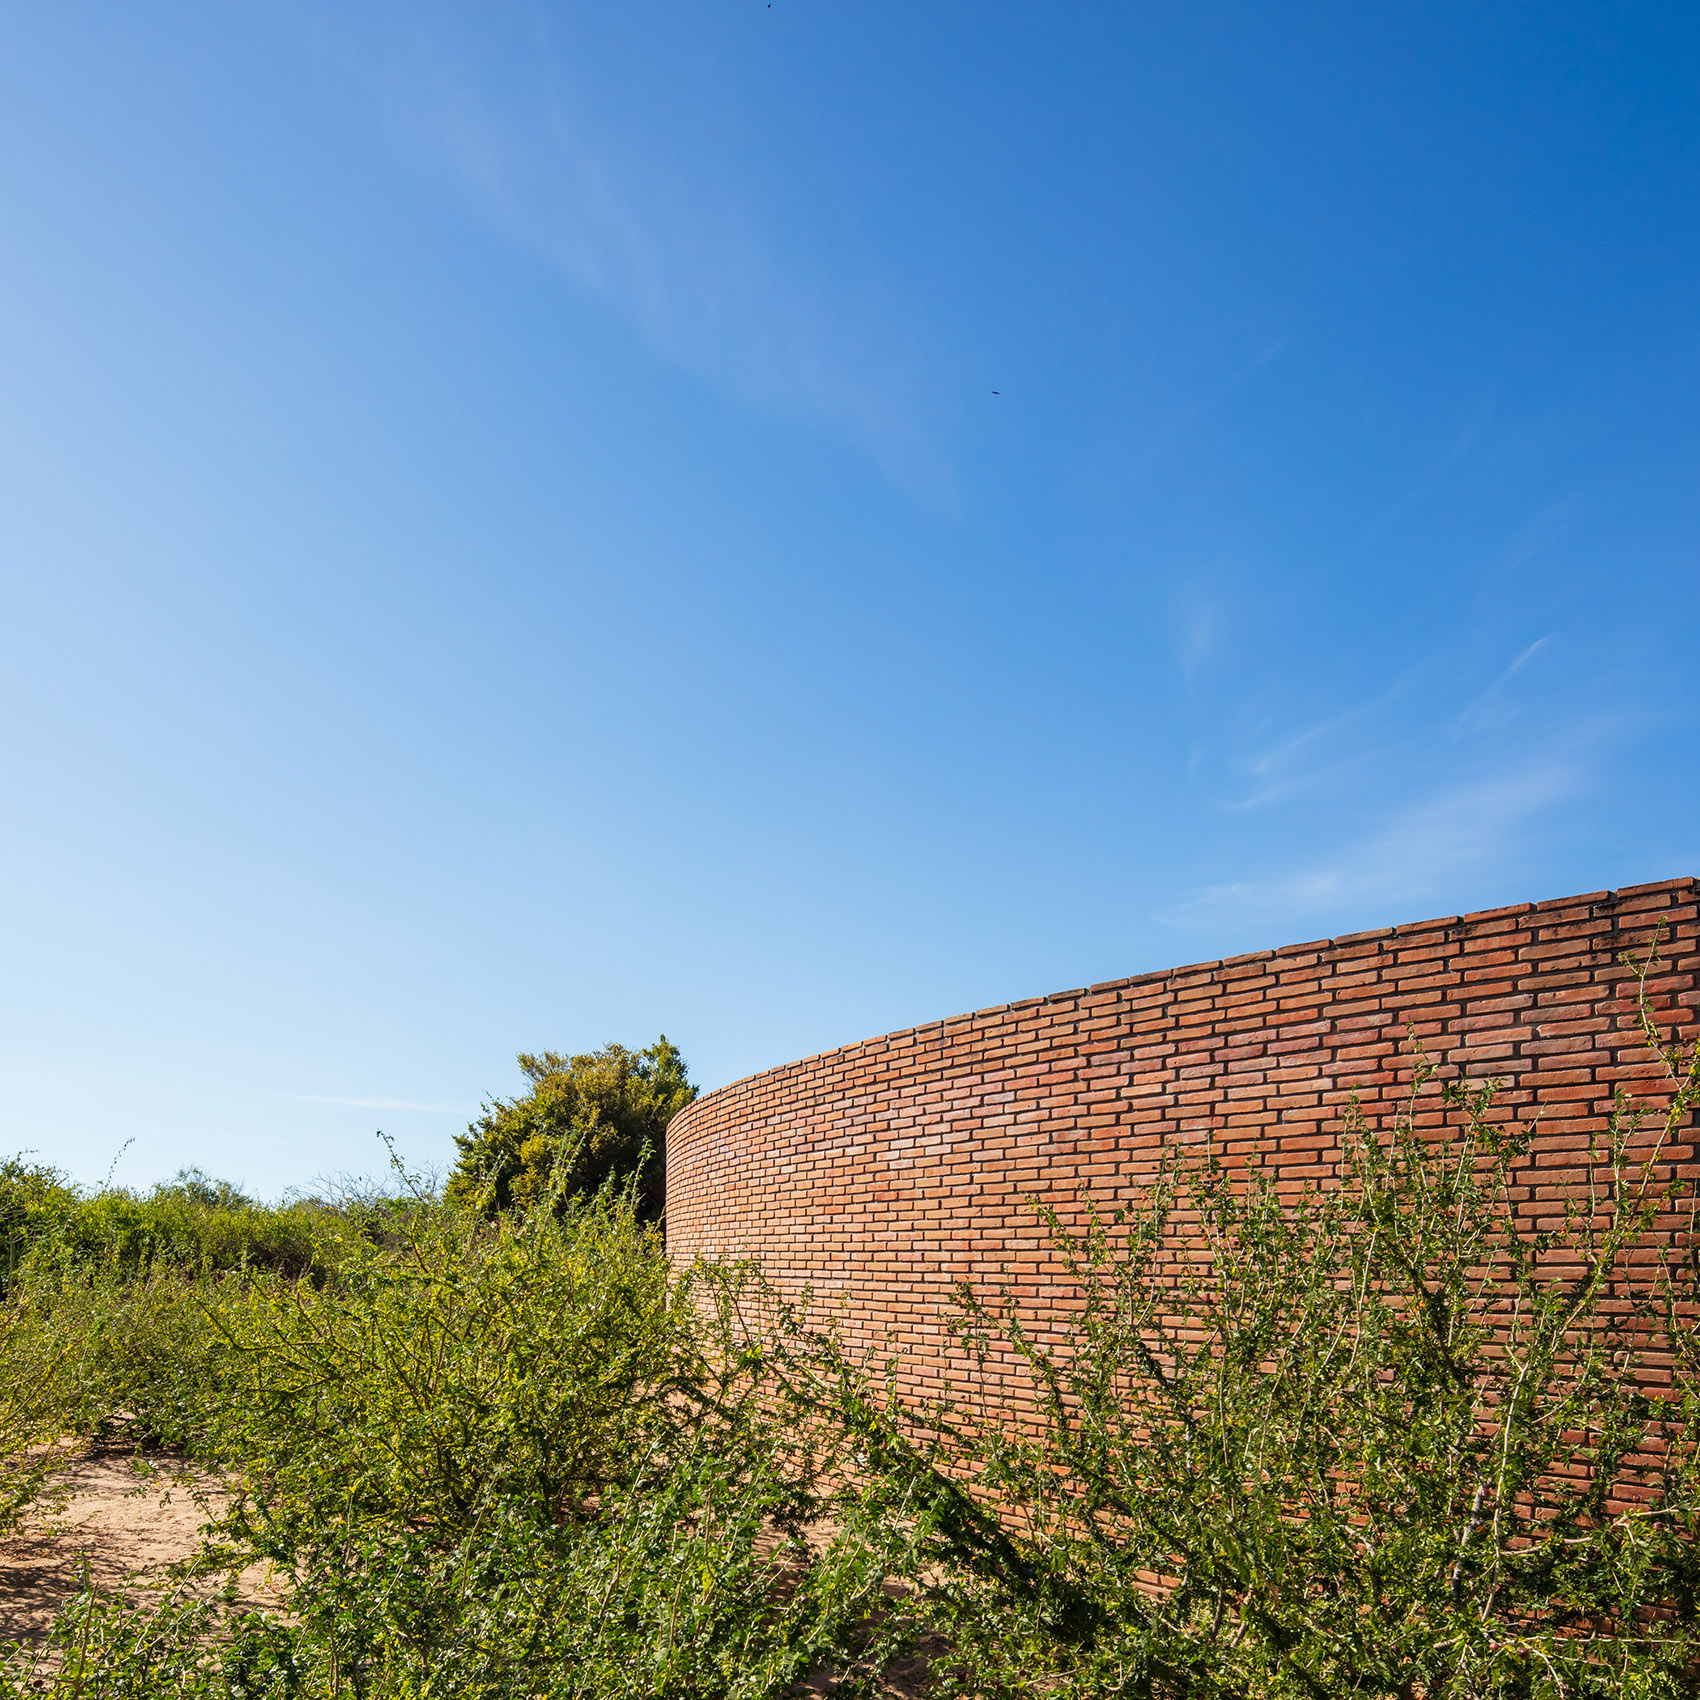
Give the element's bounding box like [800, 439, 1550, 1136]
[897, 941, 1700, 1697]
[4, 945, 1697, 1697]
[0, 1157, 81, 1292]
[1, 1162, 330, 1285]
[448, 1037, 697, 1221]
[1, 1177, 916, 1697]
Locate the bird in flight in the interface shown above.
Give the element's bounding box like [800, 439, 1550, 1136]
[991, 390, 1000, 395]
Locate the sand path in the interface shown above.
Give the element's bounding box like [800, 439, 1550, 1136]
[0, 1446, 939, 1691]
[0, 1441, 280, 1650]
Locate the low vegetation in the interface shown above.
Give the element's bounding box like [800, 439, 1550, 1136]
[0, 1163, 330, 1290]
[0, 958, 1697, 1696]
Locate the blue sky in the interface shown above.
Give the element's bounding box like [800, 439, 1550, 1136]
[2, 2, 1695, 1195]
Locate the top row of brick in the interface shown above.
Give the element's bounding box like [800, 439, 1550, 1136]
[679, 878, 1697, 1113]
[1000, 878, 1697, 1017]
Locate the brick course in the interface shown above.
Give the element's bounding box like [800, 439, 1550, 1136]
[666, 880, 1699, 1408]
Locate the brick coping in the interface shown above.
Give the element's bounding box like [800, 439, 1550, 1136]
[670, 876, 1698, 1141]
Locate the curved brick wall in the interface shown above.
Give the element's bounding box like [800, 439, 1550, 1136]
[667, 880, 1699, 1406]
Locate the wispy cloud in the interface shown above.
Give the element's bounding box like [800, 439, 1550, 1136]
[1496, 499, 1578, 580]
[1176, 602, 1219, 680]
[1435, 391, 1498, 473]
[1215, 633, 1561, 817]
[283, 1094, 473, 1115]
[1331, 393, 1503, 564]
[1162, 339, 1291, 446]
[375, 17, 947, 496]
[1450, 635, 1556, 738]
[1225, 675, 1417, 811]
[1158, 756, 1580, 932]
[1502, 635, 1553, 679]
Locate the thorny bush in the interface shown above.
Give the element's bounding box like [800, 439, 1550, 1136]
[2, 937, 1698, 1697]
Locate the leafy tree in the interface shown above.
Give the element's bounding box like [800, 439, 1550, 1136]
[447, 1037, 695, 1220]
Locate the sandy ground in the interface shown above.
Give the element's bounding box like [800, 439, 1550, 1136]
[0, 1441, 281, 1651]
[0, 1445, 941, 1692]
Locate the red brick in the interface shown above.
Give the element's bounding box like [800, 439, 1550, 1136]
[666, 878, 1699, 1418]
